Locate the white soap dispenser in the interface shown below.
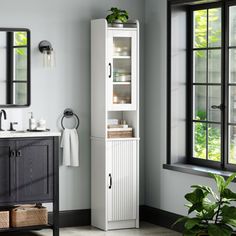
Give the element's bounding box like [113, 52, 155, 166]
[29, 112, 36, 130]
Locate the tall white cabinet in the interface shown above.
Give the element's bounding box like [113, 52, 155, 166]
[91, 19, 139, 231]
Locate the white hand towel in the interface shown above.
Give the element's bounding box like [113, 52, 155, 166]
[60, 128, 79, 167]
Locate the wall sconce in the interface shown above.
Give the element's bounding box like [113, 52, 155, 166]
[38, 40, 55, 68]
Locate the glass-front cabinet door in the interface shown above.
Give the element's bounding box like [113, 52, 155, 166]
[107, 29, 137, 111]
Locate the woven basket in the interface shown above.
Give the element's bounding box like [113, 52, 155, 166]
[107, 130, 133, 138]
[0, 211, 9, 228]
[11, 205, 48, 227]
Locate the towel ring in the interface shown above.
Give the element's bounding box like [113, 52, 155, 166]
[61, 108, 80, 130]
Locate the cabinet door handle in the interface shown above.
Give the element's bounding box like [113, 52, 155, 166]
[109, 173, 112, 189]
[108, 63, 112, 78]
[16, 150, 22, 157]
[10, 150, 16, 157]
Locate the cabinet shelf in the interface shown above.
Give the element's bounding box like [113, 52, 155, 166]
[113, 56, 131, 59]
[113, 82, 131, 85]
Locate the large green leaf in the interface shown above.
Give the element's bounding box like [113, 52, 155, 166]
[209, 173, 225, 194]
[221, 205, 236, 219]
[208, 224, 232, 236]
[188, 202, 204, 214]
[185, 189, 205, 205]
[185, 218, 201, 230]
[191, 185, 218, 200]
[224, 173, 236, 189]
[223, 217, 236, 227]
[222, 188, 236, 200]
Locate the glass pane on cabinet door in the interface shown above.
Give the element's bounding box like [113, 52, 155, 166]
[113, 84, 131, 104]
[113, 37, 131, 57]
[113, 59, 131, 83]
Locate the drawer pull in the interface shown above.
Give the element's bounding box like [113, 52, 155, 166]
[16, 150, 22, 157]
[10, 150, 16, 157]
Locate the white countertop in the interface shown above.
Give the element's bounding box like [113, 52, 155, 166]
[0, 131, 61, 138]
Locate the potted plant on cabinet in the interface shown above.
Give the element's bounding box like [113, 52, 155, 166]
[106, 7, 129, 27]
[173, 173, 236, 236]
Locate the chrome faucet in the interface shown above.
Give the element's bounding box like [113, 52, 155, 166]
[0, 109, 7, 131]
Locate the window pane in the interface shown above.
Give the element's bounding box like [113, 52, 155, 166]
[229, 6, 236, 47]
[193, 86, 207, 120]
[208, 8, 221, 48]
[208, 86, 221, 122]
[14, 32, 27, 46]
[14, 48, 27, 81]
[208, 50, 221, 83]
[193, 50, 207, 83]
[229, 125, 236, 164]
[193, 122, 206, 159]
[208, 123, 221, 162]
[194, 10, 207, 48]
[229, 86, 236, 123]
[229, 49, 236, 83]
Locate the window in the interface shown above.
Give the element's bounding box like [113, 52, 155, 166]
[167, 0, 236, 171]
[190, 5, 223, 168]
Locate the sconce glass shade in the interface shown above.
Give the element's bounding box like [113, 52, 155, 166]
[39, 40, 55, 68]
[43, 50, 56, 68]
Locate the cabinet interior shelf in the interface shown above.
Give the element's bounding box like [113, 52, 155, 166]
[113, 82, 131, 85]
[113, 56, 131, 59]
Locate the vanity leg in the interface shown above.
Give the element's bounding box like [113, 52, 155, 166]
[53, 137, 60, 236]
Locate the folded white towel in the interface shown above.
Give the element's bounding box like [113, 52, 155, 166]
[60, 128, 79, 167]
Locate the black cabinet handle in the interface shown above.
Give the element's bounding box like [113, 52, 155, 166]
[16, 150, 22, 157]
[10, 150, 16, 157]
[108, 63, 112, 78]
[109, 173, 112, 189]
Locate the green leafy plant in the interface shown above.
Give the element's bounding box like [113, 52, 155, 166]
[106, 7, 129, 24]
[173, 173, 236, 236]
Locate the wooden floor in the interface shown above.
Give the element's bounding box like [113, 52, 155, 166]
[2, 222, 181, 236]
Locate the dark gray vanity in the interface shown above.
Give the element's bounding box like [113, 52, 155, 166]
[0, 132, 60, 236]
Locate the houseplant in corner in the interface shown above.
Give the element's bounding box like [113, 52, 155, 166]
[173, 173, 236, 236]
[106, 7, 129, 27]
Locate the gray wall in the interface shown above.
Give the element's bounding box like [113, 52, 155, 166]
[144, 0, 236, 215]
[0, 0, 145, 211]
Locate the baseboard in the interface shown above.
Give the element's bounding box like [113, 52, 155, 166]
[51, 206, 183, 232]
[140, 205, 183, 233]
[49, 209, 91, 228]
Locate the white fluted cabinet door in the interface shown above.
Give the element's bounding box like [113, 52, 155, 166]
[107, 140, 137, 222]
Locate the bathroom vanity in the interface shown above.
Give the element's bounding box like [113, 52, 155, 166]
[0, 131, 60, 236]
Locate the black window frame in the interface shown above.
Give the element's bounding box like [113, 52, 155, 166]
[167, 0, 236, 172]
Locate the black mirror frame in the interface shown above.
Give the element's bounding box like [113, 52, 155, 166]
[0, 28, 30, 108]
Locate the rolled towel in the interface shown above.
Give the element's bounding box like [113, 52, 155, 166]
[60, 128, 79, 167]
